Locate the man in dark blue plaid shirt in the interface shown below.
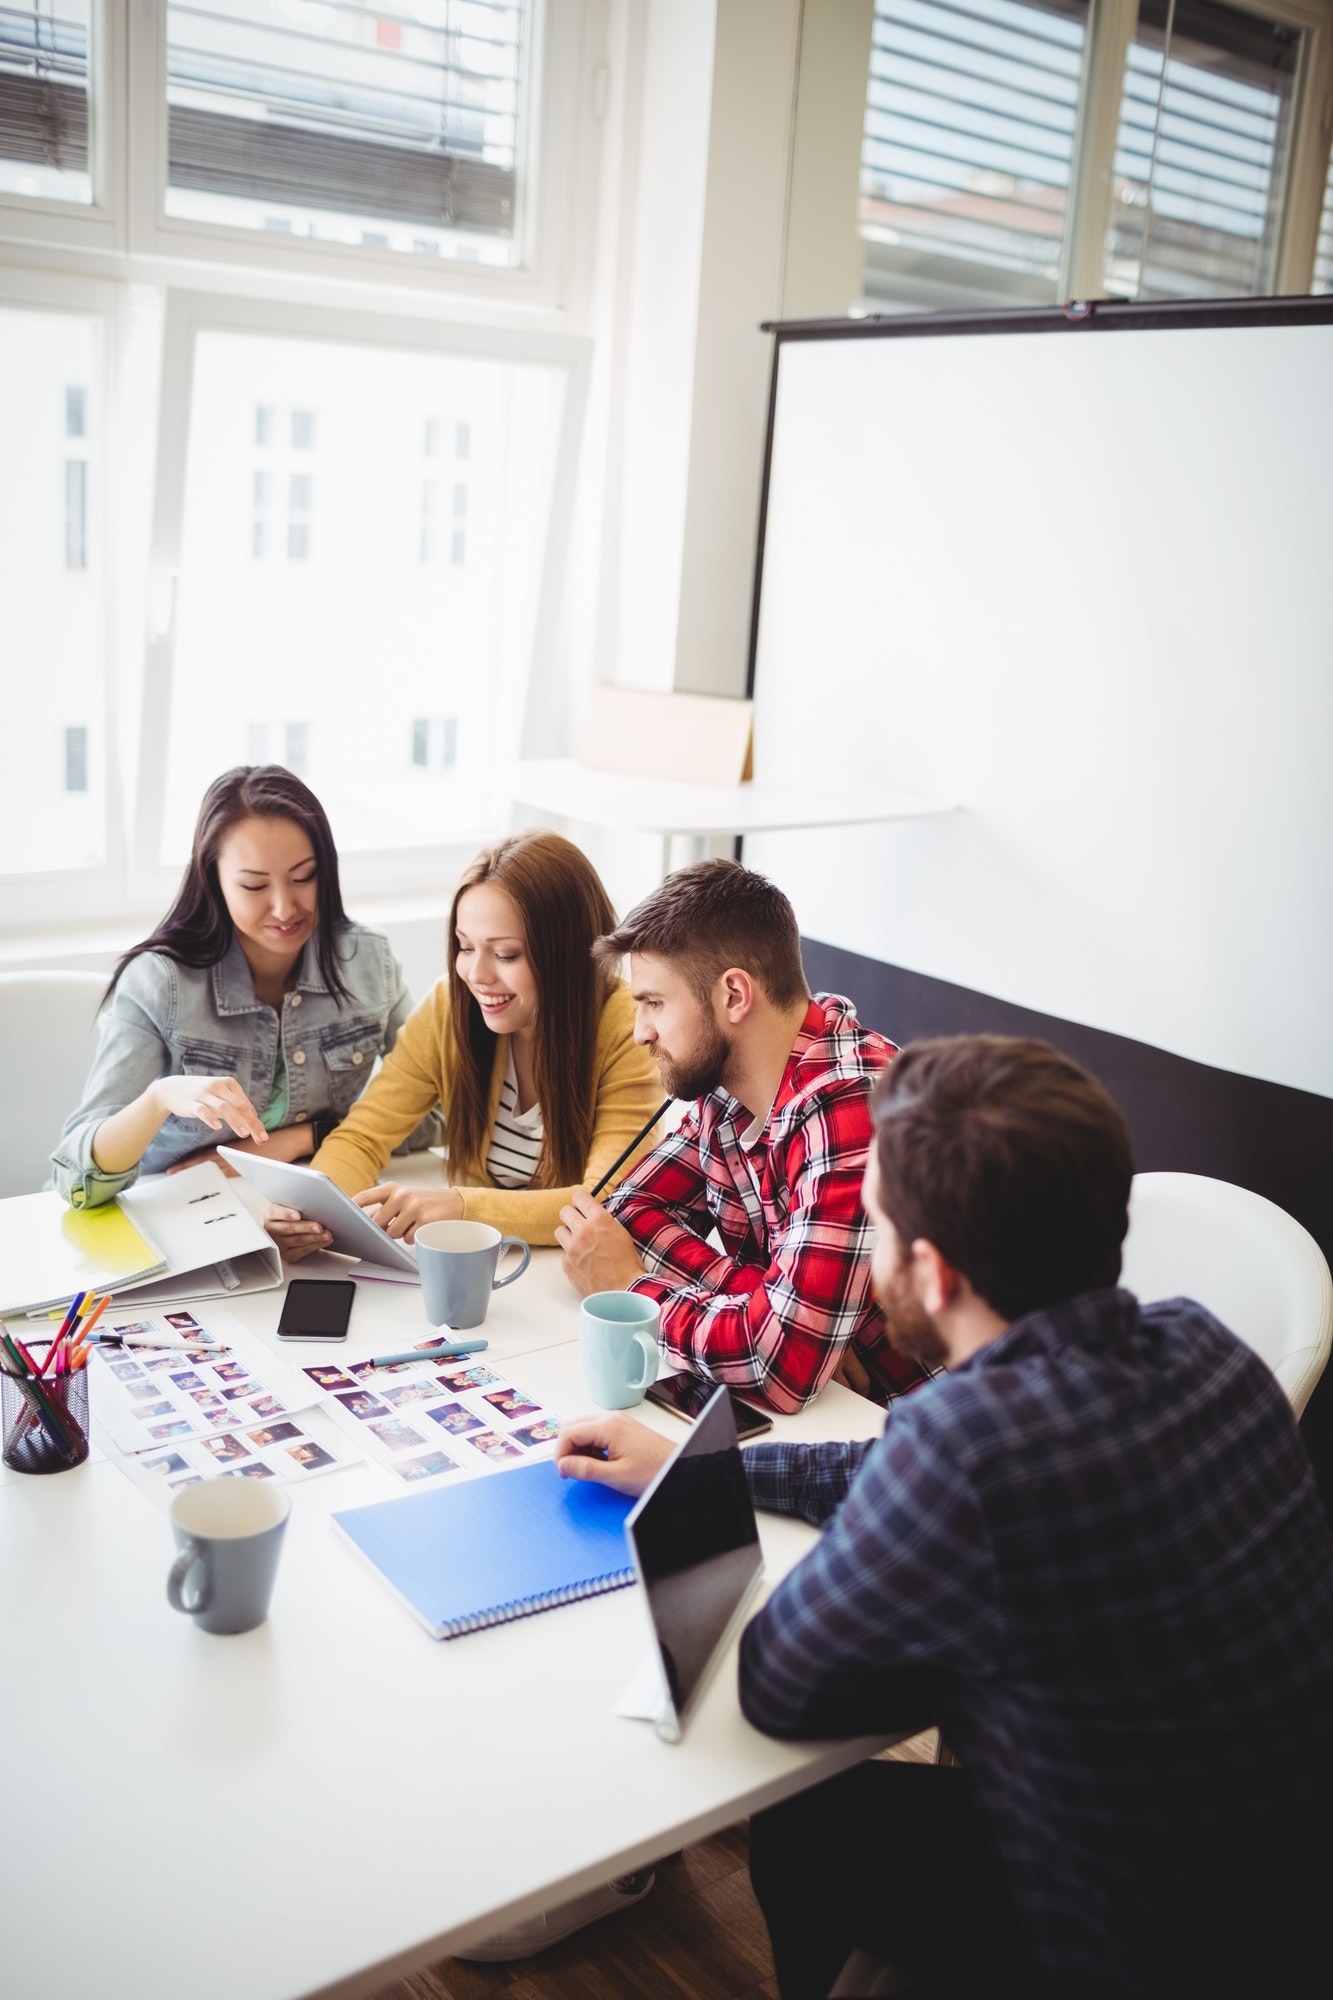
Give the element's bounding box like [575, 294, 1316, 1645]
[557, 1035, 1333, 1999]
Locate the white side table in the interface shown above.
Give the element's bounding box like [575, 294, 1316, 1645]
[506, 758, 954, 879]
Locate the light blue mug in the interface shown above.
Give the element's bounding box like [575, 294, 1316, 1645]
[581, 1291, 660, 1410]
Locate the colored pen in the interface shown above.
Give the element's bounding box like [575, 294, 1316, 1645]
[367, 1339, 489, 1368]
[40, 1289, 87, 1374]
[588, 1099, 672, 1200]
[79, 1293, 111, 1341]
[92, 1334, 228, 1353]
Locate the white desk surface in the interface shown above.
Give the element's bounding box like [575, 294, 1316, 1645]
[507, 757, 951, 838]
[1, 1179, 891, 2000]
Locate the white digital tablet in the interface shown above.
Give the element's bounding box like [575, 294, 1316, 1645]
[217, 1148, 419, 1275]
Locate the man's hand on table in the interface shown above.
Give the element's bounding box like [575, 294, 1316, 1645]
[556, 1189, 647, 1296]
[555, 1413, 675, 1498]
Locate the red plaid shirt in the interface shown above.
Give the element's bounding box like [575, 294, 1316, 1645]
[608, 994, 924, 1414]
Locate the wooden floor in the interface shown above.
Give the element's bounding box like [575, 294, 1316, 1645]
[367, 1733, 937, 2000]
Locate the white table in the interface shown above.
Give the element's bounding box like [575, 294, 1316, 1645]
[507, 756, 953, 878]
[1, 1224, 890, 2000]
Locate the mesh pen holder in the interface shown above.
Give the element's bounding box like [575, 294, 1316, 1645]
[1, 1366, 90, 1474]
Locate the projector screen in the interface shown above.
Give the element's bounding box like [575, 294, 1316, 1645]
[744, 304, 1333, 1100]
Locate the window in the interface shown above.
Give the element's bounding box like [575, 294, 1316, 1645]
[1104, 0, 1300, 300]
[154, 321, 567, 865]
[0, 0, 91, 204]
[0, 305, 106, 874]
[163, 0, 531, 267]
[287, 473, 312, 560]
[860, 0, 1089, 307]
[284, 720, 310, 774]
[857, 0, 1326, 310]
[1314, 143, 1333, 294]
[420, 477, 439, 562]
[64, 723, 88, 792]
[411, 716, 459, 769]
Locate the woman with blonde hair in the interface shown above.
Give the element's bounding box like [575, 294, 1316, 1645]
[269, 830, 663, 1255]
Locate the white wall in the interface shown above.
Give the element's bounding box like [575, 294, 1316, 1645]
[746, 320, 1333, 1099]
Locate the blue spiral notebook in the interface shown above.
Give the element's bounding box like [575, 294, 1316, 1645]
[332, 1459, 637, 1640]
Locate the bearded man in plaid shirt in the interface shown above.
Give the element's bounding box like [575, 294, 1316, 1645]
[556, 860, 920, 1413]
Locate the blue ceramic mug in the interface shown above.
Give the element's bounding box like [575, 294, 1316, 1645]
[581, 1291, 660, 1410]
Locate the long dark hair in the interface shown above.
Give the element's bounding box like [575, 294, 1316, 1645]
[447, 831, 617, 1187]
[110, 766, 352, 1002]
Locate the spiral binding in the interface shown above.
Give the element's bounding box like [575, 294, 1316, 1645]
[439, 1565, 636, 1640]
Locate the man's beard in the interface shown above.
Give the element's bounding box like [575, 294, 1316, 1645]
[654, 1018, 731, 1101]
[876, 1264, 949, 1372]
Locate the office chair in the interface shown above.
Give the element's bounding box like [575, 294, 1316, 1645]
[0, 970, 106, 1197]
[1120, 1170, 1332, 1417]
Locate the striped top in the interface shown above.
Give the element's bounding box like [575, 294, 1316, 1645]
[484, 1049, 544, 1189]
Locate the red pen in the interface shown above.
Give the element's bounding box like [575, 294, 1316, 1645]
[41, 1290, 87, 1377]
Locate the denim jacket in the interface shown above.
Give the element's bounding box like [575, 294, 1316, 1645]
[52, 924, 437, 1208]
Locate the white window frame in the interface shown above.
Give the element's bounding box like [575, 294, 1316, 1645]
[0, 262, 131, 926]
[124, 0, 581, 313]
[858, 0, 1333, 308]
[131, 286, 592, 915]
[1, 2, 593, 315]
[1062, 0, 1333, 299]
[0, 0, 128, 255]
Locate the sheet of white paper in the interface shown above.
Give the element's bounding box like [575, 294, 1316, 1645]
[302, 1340, 561, 1490]
[615, 1648, 668, 1723]
[89, 1305, 319, 1455]
[108, 1403, 360, 1507]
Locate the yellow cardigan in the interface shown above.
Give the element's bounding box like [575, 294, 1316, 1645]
[311, 979, 663, 1247]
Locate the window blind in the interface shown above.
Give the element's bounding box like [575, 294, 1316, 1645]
[165, 1, 527, 245]
[860, 0, 1088, 306]
[1105, 0, 1299, 300]
[0, 1, 89, 182]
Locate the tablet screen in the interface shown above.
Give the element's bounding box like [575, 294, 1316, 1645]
[626, 1387, 763, 1731]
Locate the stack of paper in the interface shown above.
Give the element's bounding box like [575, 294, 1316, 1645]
[89, 1305, 361, 1503]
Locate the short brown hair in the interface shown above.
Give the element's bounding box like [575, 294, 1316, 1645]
[872, 1035, 1132, 1321]
[594, 859, 809, 1008]
[447, 831, 617, 1187]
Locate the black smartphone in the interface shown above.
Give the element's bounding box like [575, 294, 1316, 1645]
[276, 1278, 356, 1342]
[644, 1370, 773, 1441]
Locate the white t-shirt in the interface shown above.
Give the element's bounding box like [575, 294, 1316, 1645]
[484, 1049, 545, 1189]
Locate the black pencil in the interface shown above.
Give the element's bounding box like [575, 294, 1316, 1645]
[589, 1099, 673, 1200]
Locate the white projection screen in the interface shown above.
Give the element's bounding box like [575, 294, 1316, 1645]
[744, 302, 1333, 1101]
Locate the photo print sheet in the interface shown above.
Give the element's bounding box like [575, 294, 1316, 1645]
[89, 1306, 319, 1455]
[303, 1341, 562, 1490]
[124, 1408, 361, 1506]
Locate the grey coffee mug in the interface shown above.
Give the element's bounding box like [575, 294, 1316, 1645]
[167, 1481, 290, 1636]
[414, 1219, 531, 1329]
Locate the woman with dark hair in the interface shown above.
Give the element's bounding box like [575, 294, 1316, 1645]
[268, 829, 663, 1256]
[52, 766, 433, 1208]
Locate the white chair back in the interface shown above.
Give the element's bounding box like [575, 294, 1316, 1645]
[1121, 1171, 1332, 1417]
[0, 970, 108, 1198]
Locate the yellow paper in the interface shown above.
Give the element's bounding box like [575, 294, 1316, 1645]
[0, 1191, 166, 1315]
